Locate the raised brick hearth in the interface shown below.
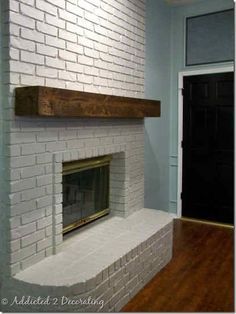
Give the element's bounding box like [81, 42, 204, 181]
[3, 209, 173, 312]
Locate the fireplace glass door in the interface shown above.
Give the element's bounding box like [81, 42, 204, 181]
[62, 155, 111, 234]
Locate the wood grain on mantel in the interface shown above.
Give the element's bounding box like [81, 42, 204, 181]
[15, 86, 161, 118]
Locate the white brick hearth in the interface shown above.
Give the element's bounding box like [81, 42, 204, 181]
[3, 209, 173, 312]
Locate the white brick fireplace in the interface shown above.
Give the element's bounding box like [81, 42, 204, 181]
[0, 0, 173, 312]
[9, 118, 145, 273]
[51, 120, 146, 250]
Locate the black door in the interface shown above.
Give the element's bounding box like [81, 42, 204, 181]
[182, 72, 234, 224]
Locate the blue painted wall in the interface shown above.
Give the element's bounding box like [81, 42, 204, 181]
[144, 0, 171, 211]
[145, 0, 234, 213]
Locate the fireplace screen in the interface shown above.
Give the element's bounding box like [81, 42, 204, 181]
[62, 155, 111, 234]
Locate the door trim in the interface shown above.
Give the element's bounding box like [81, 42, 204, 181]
[177, 65, 234, 218]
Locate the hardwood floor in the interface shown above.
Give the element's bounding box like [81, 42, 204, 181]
[122, 219, 234, 312]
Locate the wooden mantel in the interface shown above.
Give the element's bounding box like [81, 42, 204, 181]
[15, 86, 160, 118]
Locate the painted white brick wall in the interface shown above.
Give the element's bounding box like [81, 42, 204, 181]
[4, 0, 146, 275]
[8, 0, 145, 96]
[1, 0, 13, 285]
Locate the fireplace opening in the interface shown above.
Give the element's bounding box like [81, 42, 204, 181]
[62, 155, 112, 234]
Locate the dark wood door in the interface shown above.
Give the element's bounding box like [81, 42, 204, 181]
[182, 72, 234, 224]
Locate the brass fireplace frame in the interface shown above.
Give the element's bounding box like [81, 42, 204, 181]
[62, 155, 112, 234]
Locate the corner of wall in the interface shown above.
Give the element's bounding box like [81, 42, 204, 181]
[144, 0, 171, 211]
[0, 0, 11, 290]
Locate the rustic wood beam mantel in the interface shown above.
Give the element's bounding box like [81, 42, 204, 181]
[15, 86, 161, 118]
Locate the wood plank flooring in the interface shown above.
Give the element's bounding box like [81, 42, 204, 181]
[122, 219, 234, 312]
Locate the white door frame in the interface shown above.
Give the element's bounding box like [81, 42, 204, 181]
[177, 64, 234, 218]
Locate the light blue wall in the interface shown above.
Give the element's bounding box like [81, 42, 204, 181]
[144, 0, 171, 211]
[145, 0, 234, 214]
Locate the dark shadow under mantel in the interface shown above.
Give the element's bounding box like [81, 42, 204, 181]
[15, 86, 161, 118]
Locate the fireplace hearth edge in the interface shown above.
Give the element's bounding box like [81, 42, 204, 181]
[4, 209, 174, 313]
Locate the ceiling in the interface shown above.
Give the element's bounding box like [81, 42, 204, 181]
[165, 0, 205, 6]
